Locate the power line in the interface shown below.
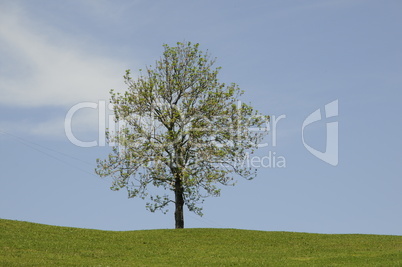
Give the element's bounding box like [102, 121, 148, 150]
[187, 212, 225, 228]
[0, 129, 227, 228]
[0, 129, 97, 177]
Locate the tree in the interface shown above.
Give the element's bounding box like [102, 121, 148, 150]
[95, 42, 269, 229]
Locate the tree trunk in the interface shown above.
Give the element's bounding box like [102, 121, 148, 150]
[174, 177, 184, 229]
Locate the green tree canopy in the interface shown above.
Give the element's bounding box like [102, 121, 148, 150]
[96, 42, 269, 228]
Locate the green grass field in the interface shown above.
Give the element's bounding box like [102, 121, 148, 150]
[1, 219, 401, 266]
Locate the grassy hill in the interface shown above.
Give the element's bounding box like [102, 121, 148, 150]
[1, 219, 401, 266]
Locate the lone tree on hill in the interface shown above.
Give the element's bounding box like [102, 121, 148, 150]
[96, 42, 269, 229]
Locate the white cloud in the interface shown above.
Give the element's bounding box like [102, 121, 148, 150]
[0, 2, 134, 138]
[0, 2, 130, 108]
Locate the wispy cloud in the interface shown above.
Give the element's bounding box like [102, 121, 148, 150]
[0, 2, 129, 108]
[0, 2, 132, 138]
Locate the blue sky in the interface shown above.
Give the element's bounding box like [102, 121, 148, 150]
[1, 0, 401, 234]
